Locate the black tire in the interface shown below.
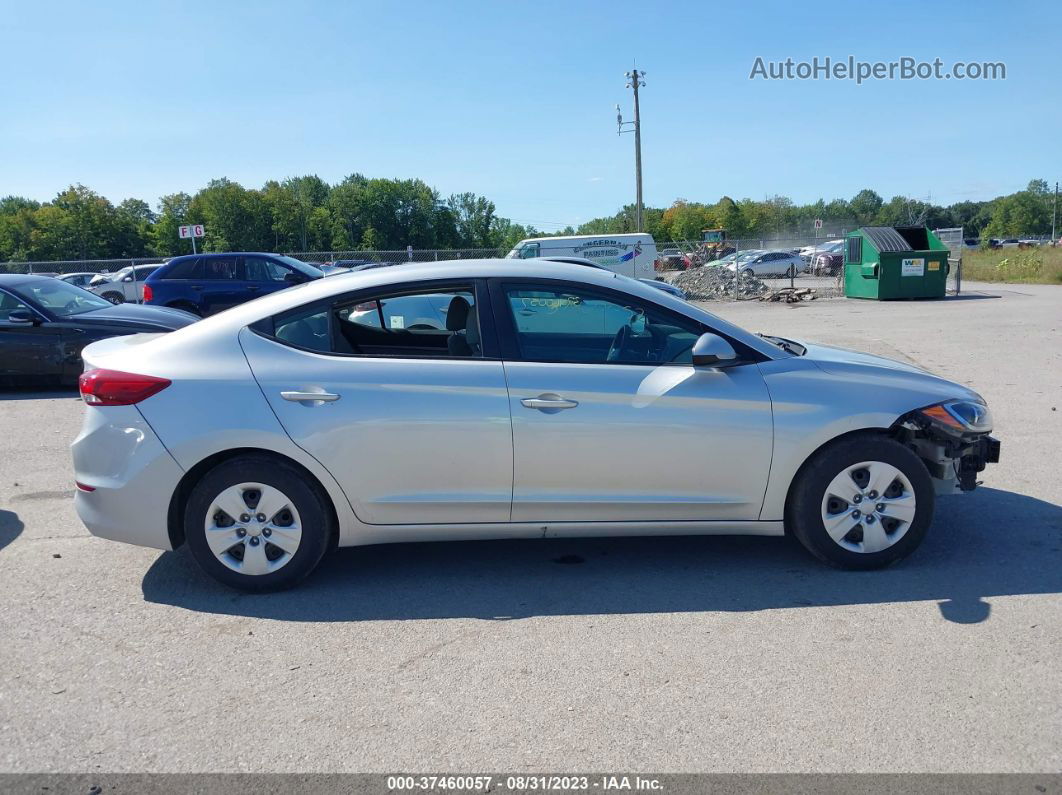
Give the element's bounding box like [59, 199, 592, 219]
[742, 267, 754, 277]
[102, 291, 124, 304]
[787, 434, 935, 570]
[184, 455, 333, 592]
[168, 301, 202, 317]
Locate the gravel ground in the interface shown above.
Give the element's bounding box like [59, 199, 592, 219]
[0, 282, 1059, 773]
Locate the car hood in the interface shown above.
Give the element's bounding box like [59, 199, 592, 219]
[796, 340, 984, 401]
[76, 304, 199, 330]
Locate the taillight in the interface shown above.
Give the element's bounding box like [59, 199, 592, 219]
[142, 284, 153, 302]
[79, 368, 171, 406]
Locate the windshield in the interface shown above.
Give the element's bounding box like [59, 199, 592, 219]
[13, 279, 112, 317]
[274, 256, 325, 278]
[737, 250, 763, 262]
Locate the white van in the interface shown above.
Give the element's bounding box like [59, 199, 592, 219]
[506, 234, 657, 279]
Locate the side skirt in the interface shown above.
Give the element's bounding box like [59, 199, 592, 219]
[340, 520, 785, 547]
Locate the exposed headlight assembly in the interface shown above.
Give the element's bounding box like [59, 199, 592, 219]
[918, 399, 993, 433]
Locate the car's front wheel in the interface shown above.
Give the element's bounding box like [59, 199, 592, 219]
[101, 291, 124, 304]
[787, 435, 934, 569]
[184, 456, 333, 591]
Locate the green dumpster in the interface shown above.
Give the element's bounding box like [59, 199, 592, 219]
[843, 226, 949, 300]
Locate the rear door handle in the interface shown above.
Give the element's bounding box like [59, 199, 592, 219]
[281, 390, 341, 403]
[521, 396, 578, 411]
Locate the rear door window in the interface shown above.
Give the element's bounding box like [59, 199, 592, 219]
[265, 285, 483, 359]
[202, 257, 237, 280]
[163, 258, 201, 279]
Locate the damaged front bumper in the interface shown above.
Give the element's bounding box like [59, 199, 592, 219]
[896, 414, 1001, 494]
[956, 434, 1001, 491]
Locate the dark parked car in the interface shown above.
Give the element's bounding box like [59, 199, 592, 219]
[143, 252, 324, 316]
[0, 275, 197, 386]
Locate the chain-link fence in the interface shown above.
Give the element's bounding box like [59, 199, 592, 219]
[1, 256, 167, 276]
[2, 225, 906, 302]
[286, 248, 505, 266]
[653, 234, 849, 300]
[932, 227, 964, 294]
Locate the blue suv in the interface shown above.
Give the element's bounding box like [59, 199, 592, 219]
[143, 253, 324, 316]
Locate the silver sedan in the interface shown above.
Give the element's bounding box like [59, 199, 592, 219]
[726, 249, 804, 277]
[71, 260, 999, 591]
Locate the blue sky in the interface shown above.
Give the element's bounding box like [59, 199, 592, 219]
[3, 0, 1059, 230]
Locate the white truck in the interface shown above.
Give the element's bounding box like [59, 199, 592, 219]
[506, 234, 657, 279]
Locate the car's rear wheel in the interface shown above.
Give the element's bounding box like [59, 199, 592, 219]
[184, 456, 333, 591]
[102, 291, 124, 304]
[787, 435, 934, 569]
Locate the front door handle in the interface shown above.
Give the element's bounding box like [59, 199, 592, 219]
[281, 390, 341, 404]
[521, 395, 578, 411]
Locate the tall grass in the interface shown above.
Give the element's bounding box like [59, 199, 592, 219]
[962, 246, 1062, 284]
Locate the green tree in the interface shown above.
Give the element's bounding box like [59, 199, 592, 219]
[0, 197, 40, 262]
[188, 178, 262, 251]
[48, 184, 118, 260]
[154, 192, 192, 256]
[447, 192, 497, 247]
[850, 189, 884, 224]
[265, 175, 330, 252]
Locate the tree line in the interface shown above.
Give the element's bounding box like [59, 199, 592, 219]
[0, 175, 1055, 264]
[569, 179, 1058, 244]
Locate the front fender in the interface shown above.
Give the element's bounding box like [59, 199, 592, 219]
[757, 358, 973, 520]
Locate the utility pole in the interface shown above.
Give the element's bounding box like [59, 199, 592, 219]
[617, 68, 646, 232]
[1053, 182, 1058, 243]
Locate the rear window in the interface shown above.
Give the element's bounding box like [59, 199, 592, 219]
[163, 258, 201, 279]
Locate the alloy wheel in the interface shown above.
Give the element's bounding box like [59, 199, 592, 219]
[819, 461, 917, 554]
[204, 482, 303, 575]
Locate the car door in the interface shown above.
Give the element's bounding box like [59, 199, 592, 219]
[491, 279, 774, 523]
[0, 290, 64, 381]
[198, 256, 243, 315]
[239, 255, 296, 300]
[241, 279, 515, 525]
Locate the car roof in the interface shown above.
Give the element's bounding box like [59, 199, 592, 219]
[168, 251, 289, 260]
[0, 273, 52, 287]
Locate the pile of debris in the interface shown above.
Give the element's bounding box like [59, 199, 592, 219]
[662, 265, 769, 300]
[759, 286, 818, 303]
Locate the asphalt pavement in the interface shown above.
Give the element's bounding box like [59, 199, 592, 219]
[0, 282, 1059, 773]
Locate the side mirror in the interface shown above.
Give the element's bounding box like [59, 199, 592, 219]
[7, 308, 37, 325]
[692, 332, 738, 367]
[284, 271, 306, 284]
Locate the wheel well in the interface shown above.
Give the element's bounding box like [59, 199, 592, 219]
[780, 428, 891, 531]
[166, 448, 340, 551]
